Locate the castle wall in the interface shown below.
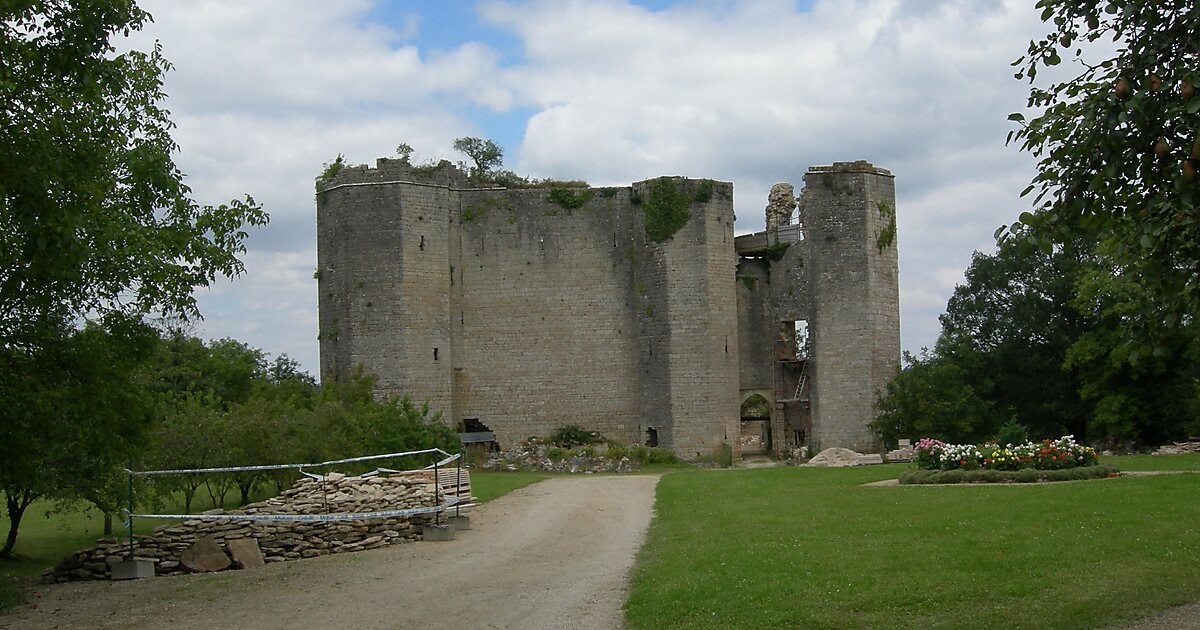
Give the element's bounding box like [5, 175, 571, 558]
[641, 179, 740, 459]
[450, 188, 643, 445]
[318, 164, 740, 457]
[735, 258, 772, 395]
[800, 162, 898, 453]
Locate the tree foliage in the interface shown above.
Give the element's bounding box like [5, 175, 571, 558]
[873, 234, 1200, 449]
[0, 1, 267, 351]
[0, 316, 158, 557]
[452, 136, 504, 177]
[1005, 0, 1200, 345]
[0, 1, 264, 559]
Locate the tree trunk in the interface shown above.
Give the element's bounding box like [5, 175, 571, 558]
[103, 512, 113, 536]
[1, 489, 37, 559]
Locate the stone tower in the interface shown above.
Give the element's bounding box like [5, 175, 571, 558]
[734, 161, 899, 455]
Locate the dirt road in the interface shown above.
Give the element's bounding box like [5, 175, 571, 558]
[1, 475, 660, 630]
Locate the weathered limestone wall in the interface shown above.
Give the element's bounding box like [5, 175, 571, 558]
[318, 164, 740, 459]
[735, 258, 772, 394]
[645, 179, 740, 459]
[801, 162, 899, 453]
[317, 160, 464, 412]
[451, 187, 643, 445]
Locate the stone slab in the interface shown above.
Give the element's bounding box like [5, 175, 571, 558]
[181, 535, 231, 572]
[110, 559, 155, 580]
[227, 537, 266, 569]
[447, 515, 471, 531]
[422, 524, 455, 541]
[856, 454, 884, 465]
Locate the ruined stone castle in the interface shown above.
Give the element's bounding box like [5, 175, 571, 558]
[316, 159, 899, 460]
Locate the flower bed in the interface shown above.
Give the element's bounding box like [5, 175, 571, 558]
[914, 435, 1100, 472]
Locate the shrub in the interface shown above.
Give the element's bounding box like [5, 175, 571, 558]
[899, 464, 1119, 485]
[995, 419, 1029, 447]
[544, 446, 567, 462]
[550, 425, 603, 448]
[646, 447, 678, 465]
[607, 443, 628, 460]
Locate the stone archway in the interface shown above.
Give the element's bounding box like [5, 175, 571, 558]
[739, 393, 771, 454]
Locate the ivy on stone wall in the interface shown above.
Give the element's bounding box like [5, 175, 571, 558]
[875, 200, 897, 252]
[763, 242, 791, 262]
[643, 178, 692, 243]
[547, 187, 595, 210]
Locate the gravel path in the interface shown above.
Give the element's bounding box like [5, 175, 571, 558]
[1, 474, 660, 630]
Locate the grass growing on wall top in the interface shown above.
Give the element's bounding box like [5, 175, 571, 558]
[625, 457, 1200, 629]
[643, 178, 692, 243]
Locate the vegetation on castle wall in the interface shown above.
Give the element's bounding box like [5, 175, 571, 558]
[461, 195, 510, 223]
[692, 179, 715, 203]
[643, 178, 692, 243]
[547, 187, 595, 210]
[876, 200, 897, 252]
[315, 154, 346, 190]
[763, 242, 791, 262]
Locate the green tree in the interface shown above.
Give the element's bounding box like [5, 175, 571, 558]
[871, 350, 996, 447]
[0, 2, 264, 558]
[1066, 265, 1200, 444]
[937, 237, 1096, 439]
[452, 137, 504, 178]
[1005, 0, 1200, 347]
[0, 315, 158, 558]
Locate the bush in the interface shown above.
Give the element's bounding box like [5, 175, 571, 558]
[606, 442, 628, 460]
[550, 425, 603, 448]
[899, 464, 1119, 485]
[646, 447, 679, 465]
[995, 419, 1029, 447]
[544, 446, 567, 462]
[0, 575, 22, 614]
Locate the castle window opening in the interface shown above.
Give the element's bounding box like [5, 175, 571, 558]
[420, 235, 425, 250]
[645, 427, 659, 447]
[433, 347, 439, 361]
[794, 320, 810, 359]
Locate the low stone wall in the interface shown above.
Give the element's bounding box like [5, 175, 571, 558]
[43, 471, 443, 583]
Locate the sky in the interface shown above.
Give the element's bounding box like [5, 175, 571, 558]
[124, 0, 1058, 376]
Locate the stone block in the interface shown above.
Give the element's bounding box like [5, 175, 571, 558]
[422, 524, 455, 541]
[856, 453, 884, 465]
[180, 535, 231, 572]
[110, 559, 155, 580]
[227, 537, 266, 569]
[447, 515, 471, 531]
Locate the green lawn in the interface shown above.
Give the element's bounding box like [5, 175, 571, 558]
[625, 457, 1200, 629]
[470, 470, 553, 503]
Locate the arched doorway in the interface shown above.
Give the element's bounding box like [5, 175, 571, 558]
[739, 393, 771, 454]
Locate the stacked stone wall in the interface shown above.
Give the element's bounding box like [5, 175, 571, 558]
[44, 472, 441, 583]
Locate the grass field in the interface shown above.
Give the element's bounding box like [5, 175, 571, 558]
[625, 454, 1200, 629]
[4, 454, 1198, 623]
